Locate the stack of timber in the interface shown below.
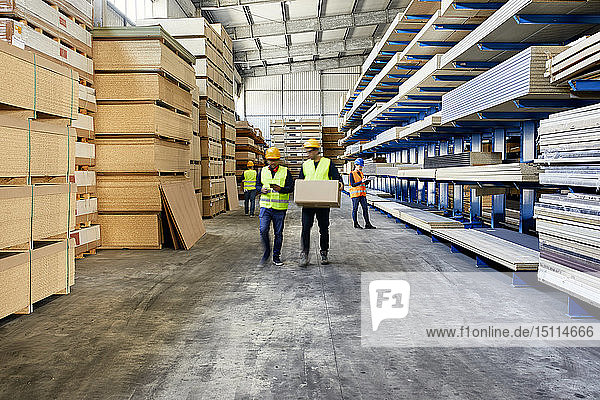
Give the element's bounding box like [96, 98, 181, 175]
[435, 163, 539, 183]
[137, 18, 236, 216]
[424, 152, 502, 169]
[93, 26, 197, 248]
[546, 31, 600, 85]
[322, 127, 345, 169]
[235, 121, 266, 199]
[536, 103, 600, 188]
[270, 118, 322, 177]
[0, 0, 99, 256]
[190, 87, 202, 211]
[432, 228, 539, 271]
[0, 40, 78, 320]
[536, 193, 600, 308]
[401, 209, 463, 233]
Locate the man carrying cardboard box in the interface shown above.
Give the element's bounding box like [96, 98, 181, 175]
[350, 158, 376, 229]
[298, 139, 344, 267]
[256, 147, 295, 266]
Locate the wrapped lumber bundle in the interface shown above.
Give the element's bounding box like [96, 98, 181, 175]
[424, 152, 502, 169]
[93, 26, 196, 248]
[537, 103, 600, 188]
[536, 193, 600, 308]
[0, 38, 78, 320]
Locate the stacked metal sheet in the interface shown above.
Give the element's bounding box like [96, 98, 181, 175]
[424, 152, 502, 169]
[537, 102, 600, 188]
[536, 193, 600, 308]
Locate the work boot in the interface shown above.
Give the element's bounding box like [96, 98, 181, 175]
[354, 222, 363, 229]
[320, 251, 329, 265]
[365, 223, 376, 229]
[299, 252, 309, 268]
[273, 256, 283, 267]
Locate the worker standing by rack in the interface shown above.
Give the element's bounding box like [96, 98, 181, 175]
[256, 147, 294, 266]
[350, 158, 376, 229]
[241, 161, 257, 216]
[298, 139, 343, 267]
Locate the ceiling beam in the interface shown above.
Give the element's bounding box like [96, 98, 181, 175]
[235, 36, 381, 62]
[200, 0, 289, 8]
[240, 54, 366, 77]
[226, 8, 400, 40]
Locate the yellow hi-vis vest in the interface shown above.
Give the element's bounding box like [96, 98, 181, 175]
[302, 157, 331, 180]
[243, 169, 257, 191]
[259, 166, 289, 210]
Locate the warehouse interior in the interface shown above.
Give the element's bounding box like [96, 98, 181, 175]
[2, 0, 600, 398]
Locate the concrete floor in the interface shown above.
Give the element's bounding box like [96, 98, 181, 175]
[1, 197, 600, 399]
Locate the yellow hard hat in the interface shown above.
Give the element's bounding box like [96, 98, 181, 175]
[303, 138, 321, 149]
[265, 147, 281, 160]
[247, 161, 254, 167]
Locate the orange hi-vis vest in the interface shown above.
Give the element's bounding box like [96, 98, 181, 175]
[350, 170, 367, 198]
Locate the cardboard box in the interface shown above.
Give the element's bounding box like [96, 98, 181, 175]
[293, 179, 341, 208]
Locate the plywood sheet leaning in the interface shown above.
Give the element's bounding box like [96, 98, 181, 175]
[224, 175, 239, 211]
[160, 180, 205, 249]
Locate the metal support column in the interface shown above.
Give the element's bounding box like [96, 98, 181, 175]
[492, 128, 506, 228]
[439, 182, 449, 210]
[470, 133, 482, 221]
[418, 146, 426, 164]
[402, 149, 409, 164]
[454, 137, 464, 154]
[417, 180, 425, 203]
[471, 133, 482, 152]
[439, 141, 448, 156]
[520, 188, 535, 234]
[427, 182, 435, 206]
[402, 179, 408, 202]
[454, 184, 463, 216]
[521, 121, 536, 162]
[409, 180, 417, 203]
[409, 148, 417, 164]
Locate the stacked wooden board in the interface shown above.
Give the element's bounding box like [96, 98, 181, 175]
[270, 119, 322, 177]
[0, 0, 99, 257]
[536, 103, 600, 188]
[536, 193, 600, 308]
[92, 26, 195, 248]
[0, 40, 78, 320]
[424, 152, 502, 169]
[322, 127, 345, 169]
[235, 121, 266, 199]
[432, 228, 540, 271]
[546, 31, 600, 84]
[137, 18, 236, 217]
[401, 209, 463, 232]
[435, 163, 539, 183]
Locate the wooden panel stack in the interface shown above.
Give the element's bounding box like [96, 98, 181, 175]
[270, 118, 322, 177]
[190, 86, 202, 207]
[0, 40, 78, 320]
[322, 127, 345, 170]
[136, 18, 235, 217]
[0, 0, 98, 256]
[546, 31, 600, 84]
[92, 26, 195, 248]
[236, 121, 266, 199]
[536, 193, 600, 308]
[424, 152, 502, 169]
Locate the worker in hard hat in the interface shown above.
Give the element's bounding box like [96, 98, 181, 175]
[255, 147, 294, 266]
[350, 158, 376, 229]
[298, 138, 344, 267]
[241, 161, 257, 216]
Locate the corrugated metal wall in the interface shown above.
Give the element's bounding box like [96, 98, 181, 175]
[241, 67, 360, 142]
